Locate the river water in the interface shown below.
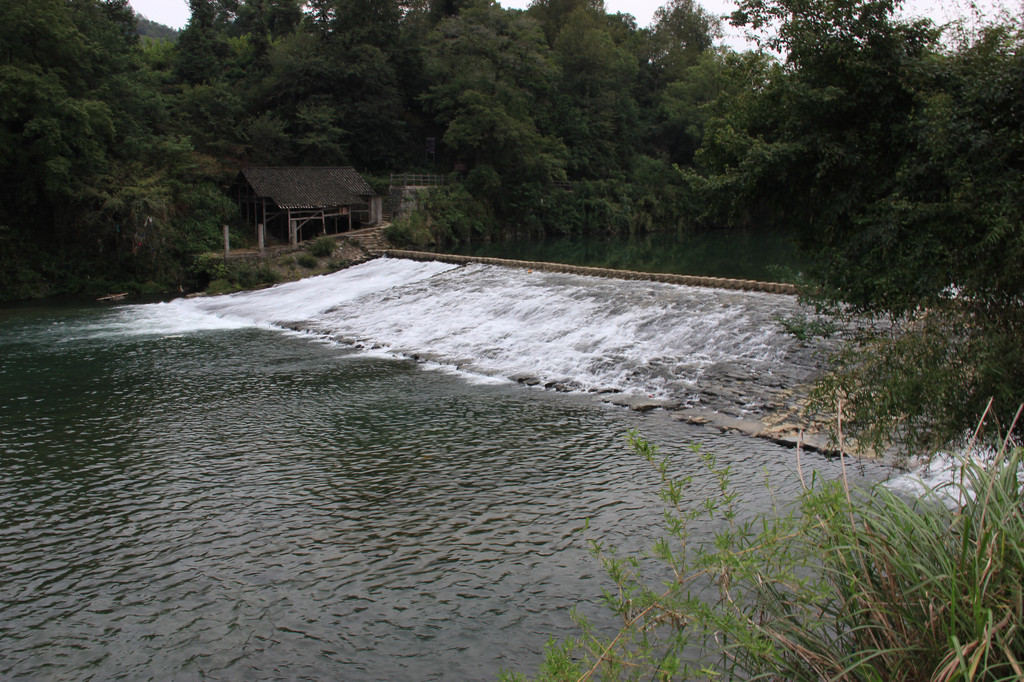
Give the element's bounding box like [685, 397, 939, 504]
[1, 259, 889, 679]
[439, 230, 806, 282]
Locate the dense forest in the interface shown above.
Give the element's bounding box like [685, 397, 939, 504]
[1, 0, 1022, 448]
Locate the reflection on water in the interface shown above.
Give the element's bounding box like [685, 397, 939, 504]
[0, 290, 881, 679]
[439, 230, 806, 282]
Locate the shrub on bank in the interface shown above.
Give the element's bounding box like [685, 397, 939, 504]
[191, 254, 280, 293]
[295, 252, 318, 269]
[508, 432, 1024, 680]
[307, 236, 337, 258]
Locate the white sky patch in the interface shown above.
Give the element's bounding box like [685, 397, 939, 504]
[129, 0, 1014, 35]
[129, 0, 190, 29]
[499, 0, 1016, 51]
[128, 0, 1014, 53]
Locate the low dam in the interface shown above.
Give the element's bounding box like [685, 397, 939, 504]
[383, 248, 799, 295]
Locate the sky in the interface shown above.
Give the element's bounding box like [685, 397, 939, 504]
[128, 0, 1014, 51]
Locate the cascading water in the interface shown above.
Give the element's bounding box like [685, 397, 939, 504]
[160, 257, 810, 405]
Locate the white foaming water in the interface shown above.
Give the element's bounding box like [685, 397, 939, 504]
[119, 257, 804, 399]
[886, 444, 1024, 507]
[885, 452, 979, 506]
[185, 258, 458, 324]
[313, 262, 797, 397]
[106, 258, 458, 338]
[57, 303, 254, 342]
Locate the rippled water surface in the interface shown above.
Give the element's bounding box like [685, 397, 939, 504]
[0, 265, 887, 679]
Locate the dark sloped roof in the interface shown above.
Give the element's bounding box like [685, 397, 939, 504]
[240, 167, 373, 209]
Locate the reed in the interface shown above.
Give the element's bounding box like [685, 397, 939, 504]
[509, 427, 1024, 681]
[751, 449, 1024, 681]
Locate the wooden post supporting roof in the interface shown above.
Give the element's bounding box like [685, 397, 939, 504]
[232, 167, 376, 245]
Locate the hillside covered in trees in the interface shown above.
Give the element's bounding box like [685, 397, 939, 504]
[136, 15, 180, 42]
[0, 0, 1018, 290]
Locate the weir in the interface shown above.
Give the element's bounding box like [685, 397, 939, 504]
[382, 248, 800, 295]
[176, 257, 835, 454]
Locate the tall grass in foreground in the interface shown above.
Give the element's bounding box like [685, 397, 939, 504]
[507, 432, 1024, 681]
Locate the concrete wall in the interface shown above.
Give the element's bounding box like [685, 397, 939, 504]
[388, 187, 426, 221]
[368, 197, 383, 226]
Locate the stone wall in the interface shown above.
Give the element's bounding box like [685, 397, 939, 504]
[388, 187, 426, 221]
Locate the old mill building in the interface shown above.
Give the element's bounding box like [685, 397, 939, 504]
[234, 167, 382, 246]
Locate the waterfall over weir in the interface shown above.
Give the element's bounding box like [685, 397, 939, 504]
[147, 257, 810, 406]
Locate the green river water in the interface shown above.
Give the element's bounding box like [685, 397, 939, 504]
[439, 230, 805, 282]
[0, 260, 883, 679]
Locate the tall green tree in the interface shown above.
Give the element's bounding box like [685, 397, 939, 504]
[637, 0, 725, 166]
[649, 0, 721, 82]
[422, 2, 567, 212]
[655, 48, 735, 165]
[526, 0, 605, 44]
[812, 19, 1024, 452]
[330, 0, 403, 51]
[175, 0, 236, 83]
[1, 0, 139, 241]
[248, 21, 408, 169]
[702, 0, 1024, 451]
[547, 7, 640, 178]
[234, 0, 302, 41]
[0, 0, 231, 298]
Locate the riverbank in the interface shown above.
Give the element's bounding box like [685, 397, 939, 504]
[190, 231, 378, 296]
